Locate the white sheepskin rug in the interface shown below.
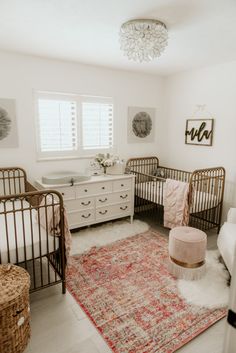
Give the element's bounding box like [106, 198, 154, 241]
[177, 250, 230, 309]
[71, 219, 149, 255]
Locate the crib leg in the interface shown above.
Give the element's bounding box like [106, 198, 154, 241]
[62, 281, 66, 294]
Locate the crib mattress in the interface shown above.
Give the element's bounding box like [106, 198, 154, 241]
[136, 181, 218, 213]
[0, 200, 59, 264]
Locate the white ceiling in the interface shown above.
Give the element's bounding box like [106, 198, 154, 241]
[1, 0, 236, 76]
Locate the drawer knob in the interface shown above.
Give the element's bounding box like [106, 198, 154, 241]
[120, 206, 128, 211]
[121, 184, 124, 187]
[99, 198, 107, 203]
[61, 192, 65, 196]
[120, 194, 128, 199]
[82, 213, 91, 219]
[84, 189, 88, 192]
[101, 186, 105, 190]
[81, 201, 91, 206]
[99, 210, 108, 215]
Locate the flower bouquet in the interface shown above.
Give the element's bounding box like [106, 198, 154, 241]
[95, 153, 115, 174]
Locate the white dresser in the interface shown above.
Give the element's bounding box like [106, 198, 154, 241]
[35, 174, 135, 229]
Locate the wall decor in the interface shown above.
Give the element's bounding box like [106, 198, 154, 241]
[185, 119, 214, 146]
[127, 106, 155, 143]
[0, 98, 18, 147]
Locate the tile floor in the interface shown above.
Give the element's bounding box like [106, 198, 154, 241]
[24, 219, 227, 353]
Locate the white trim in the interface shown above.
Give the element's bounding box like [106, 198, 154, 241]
[37, 155, 94, 162]
[35, 89, 112, 100]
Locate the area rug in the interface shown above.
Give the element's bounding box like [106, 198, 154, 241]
[67, 230, 227, 353]
[71, 219, 149, 255]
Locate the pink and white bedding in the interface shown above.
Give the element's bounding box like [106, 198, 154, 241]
[135, 181, 218, 213]
[0, 200, 59, 264]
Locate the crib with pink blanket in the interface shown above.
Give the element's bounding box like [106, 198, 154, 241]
[126, 157, 225, 232]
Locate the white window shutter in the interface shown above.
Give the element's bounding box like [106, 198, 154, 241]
[38, 99, 77, 153]
[82, 102, 113, 150]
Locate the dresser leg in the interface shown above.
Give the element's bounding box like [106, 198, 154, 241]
[130, 215, 133, 224]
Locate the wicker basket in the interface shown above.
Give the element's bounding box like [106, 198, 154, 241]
[0, 264, 31, 353]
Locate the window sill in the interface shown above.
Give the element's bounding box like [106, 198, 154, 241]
[37, 155, 95, 162]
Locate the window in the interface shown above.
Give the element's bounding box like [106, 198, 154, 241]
[36, 92, 114, 159]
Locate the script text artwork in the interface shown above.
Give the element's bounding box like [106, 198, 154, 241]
[185, 119, 214, 146]
[186, 122, 212, 142]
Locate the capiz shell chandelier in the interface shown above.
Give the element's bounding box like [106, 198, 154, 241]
[120, 19, 168, 63]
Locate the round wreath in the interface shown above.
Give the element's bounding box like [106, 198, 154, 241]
[0, 107, 11, 141]
[132, 111, 152, 138]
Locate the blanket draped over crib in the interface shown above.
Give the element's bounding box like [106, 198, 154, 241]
[164, 179, 190, 229]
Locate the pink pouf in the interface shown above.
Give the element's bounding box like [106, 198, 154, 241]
[168, 226, 207, 280]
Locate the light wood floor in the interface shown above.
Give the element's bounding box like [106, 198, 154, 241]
[25, 218, 227, 353]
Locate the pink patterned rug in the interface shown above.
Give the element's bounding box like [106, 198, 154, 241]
[67, 230, 226, 353]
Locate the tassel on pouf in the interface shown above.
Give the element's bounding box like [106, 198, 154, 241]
[168, 256, 206, 280]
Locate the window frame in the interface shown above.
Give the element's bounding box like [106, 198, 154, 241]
[35, 91, 115, 161]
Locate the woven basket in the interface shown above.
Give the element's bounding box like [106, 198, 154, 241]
[0, 264, 31, 353]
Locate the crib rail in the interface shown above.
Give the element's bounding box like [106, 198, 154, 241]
[158, 166, 191, 183]
[189, 167, 225, 232]
[126, 156, 159, 175]
[132, 171, 165, 220]
[0, 189, 66, 293]
[0, 167, 27, 195]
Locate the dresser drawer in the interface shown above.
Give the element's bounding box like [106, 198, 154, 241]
[76, 181, 112, 197]
[96, 202, 131, 220]
[113, 202, 131, 215]
[65, 197, 94, 212]
[112, 191, 131, 203]
[95, 194, 111, 207]
[67, 209, 95, 227]
[95, 190, 131, 207]
[55, 186, 76, 201]
[113, 179, 131, 192]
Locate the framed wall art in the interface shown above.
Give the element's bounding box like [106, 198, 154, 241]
[127, 106, 155, 143]
[185, 118, 214, 146]
[0, 98, 18, 148]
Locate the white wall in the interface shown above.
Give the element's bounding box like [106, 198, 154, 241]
[0, 51, 165, 182]
[164, 61, 236, 217]
[1, 51, 235, 219]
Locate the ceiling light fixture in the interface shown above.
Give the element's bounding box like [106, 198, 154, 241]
[120, 19, 168, 63]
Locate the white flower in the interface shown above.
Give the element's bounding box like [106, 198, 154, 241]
[95, 154, 115, 168]
[103, 158, 113, 167]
